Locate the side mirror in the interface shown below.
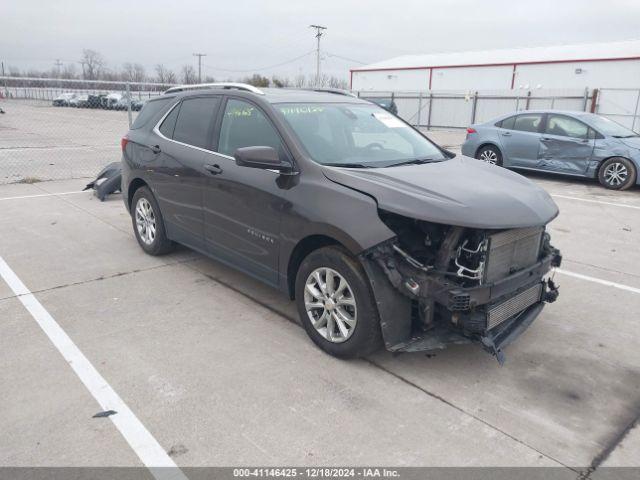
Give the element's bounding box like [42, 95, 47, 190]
[234, 146, 293, 173]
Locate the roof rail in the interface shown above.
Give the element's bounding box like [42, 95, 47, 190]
[310, 88, 357, 98]
[164, 82, 265, 95]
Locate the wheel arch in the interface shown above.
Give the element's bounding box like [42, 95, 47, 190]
[475, 142, 502, 158]
[127, 177, 149, 210]
[286, 234, 347, 300]
[595, 155, 637, 177]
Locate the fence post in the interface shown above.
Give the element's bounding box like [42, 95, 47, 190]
[632, 90, 640, 132]
[525, 90, 531, 110]
[590, 88, 599, 113]
[470, 91, 478, 124]
[426, 93, 433, 130]
[126, 82, 132, 128]
[417, 92, 423, 127]
[582, 87, 589, 111]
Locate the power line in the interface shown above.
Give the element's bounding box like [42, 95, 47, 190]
[309, 25, 327, 86]
[193, 53, 207, 82]
[202, 50, 315, 74]
[325, 52, 367, 65]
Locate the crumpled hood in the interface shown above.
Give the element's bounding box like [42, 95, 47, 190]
[322, 156, 559, 229]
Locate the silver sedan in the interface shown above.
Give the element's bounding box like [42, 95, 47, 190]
[461, 110, 640, 190]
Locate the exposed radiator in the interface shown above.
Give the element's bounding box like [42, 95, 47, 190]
[484, 227, 544, 283]
[487, 283, 543, 330]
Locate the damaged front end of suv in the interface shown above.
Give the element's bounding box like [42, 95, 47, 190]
[360, 211, 561, 364]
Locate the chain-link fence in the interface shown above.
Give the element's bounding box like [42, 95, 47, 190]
[356, 88, 596, 130]
[0, 77, 172, 185]
[1, 79, 638, 185]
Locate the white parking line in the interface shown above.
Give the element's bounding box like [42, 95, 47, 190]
[0, 191, 85, 201]
[0, 256, 188, 480]
[551, 194, 640, 210]
[557, 268, 640, 295]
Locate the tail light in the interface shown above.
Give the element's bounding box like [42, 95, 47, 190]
[466, 127, 477, 134]
[121, 136, 129, 151]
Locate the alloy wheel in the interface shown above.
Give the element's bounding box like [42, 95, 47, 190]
[135, 197, 157, 245]
[304, 267, 357, 343]
[603, 161, 628, 187]
[479, 149, 498, 164]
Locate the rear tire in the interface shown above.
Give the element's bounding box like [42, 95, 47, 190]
[295, 246, 382, 359]
[476, 145, 503, 166]
[131, 186, 174, 255]
[598, 157, 637, 190]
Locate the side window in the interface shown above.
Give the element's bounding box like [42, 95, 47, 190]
[172, 97, 220, 149]
[545, 114, 589, 139]
[131, 97, 171, 129]
[158, 103, 180, 139]
[498, 116, 516, 130]
[513, 114, 543, 133]
[218, 99, 284, 157]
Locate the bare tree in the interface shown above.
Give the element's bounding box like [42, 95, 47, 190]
[271, 76, 290, 88]
[61, 64, 77, 79]
[122, 63, 146, 83]
[328, 76, 348, 89]
[80, 49, 105, 80]
[243, 74, 270, 87]
[181, 64, 197, 84]
[294, 74, 307, 88]
[155, 64, 177, 84]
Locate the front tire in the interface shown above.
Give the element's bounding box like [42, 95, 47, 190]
[295, 246, 382, 359]
[131, 186, 174, 255]
[476, 145, 502, 166]
[598, 157, 637, 190]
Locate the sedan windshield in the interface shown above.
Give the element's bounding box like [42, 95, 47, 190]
[583, 114, 638, 137]
[277, 103, 446, 167]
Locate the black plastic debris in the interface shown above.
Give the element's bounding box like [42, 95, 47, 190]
[84, 162, 122, 201]
[92, 409, 117, 418]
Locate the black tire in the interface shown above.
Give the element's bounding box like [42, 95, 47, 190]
[598, 157, 637, 190]
[294, 246, 382, 359]
[130, 186, 174, 255]
[476, 144, 503, 166]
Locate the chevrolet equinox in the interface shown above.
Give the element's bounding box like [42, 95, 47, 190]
[121, 83, 561, 363]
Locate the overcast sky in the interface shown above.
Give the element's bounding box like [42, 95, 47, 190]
[3, 0, 640, 81]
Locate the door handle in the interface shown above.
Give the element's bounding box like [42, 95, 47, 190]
[540, 137, 551, 142]
[149, 144, 161, 154]
[204, 163, 223, 175]
[501, 131, 511, 136]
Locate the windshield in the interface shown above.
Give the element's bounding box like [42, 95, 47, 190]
[277, 103, 446, 167]
[583, 114, 638, 137]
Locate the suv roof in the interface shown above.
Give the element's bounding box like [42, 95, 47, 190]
[163, 83, 365, 105]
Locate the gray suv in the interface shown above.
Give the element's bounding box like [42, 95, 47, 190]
[121, 83, 561, 364]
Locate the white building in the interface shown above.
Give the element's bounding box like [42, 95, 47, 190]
[350, 40, 640, 92]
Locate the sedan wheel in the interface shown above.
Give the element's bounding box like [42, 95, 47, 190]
[304, 267, 357, 343]
[476, 145, 502, 166]
[603, 161, 628, 187]
[598, 157, 637, 190]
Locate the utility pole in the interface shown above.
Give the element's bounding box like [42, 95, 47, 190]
[78, 60, 86, 80]
[54, 59, 63, 77]
[193, 53, 206, 83]
[309, 25, 326, 87]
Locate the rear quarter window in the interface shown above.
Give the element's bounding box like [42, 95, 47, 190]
[130, 97, 172, 130]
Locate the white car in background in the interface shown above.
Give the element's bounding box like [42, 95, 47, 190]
[52, 93, 77, 107]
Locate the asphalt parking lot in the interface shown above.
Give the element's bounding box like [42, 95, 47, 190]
[1, 103, 640, 477]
